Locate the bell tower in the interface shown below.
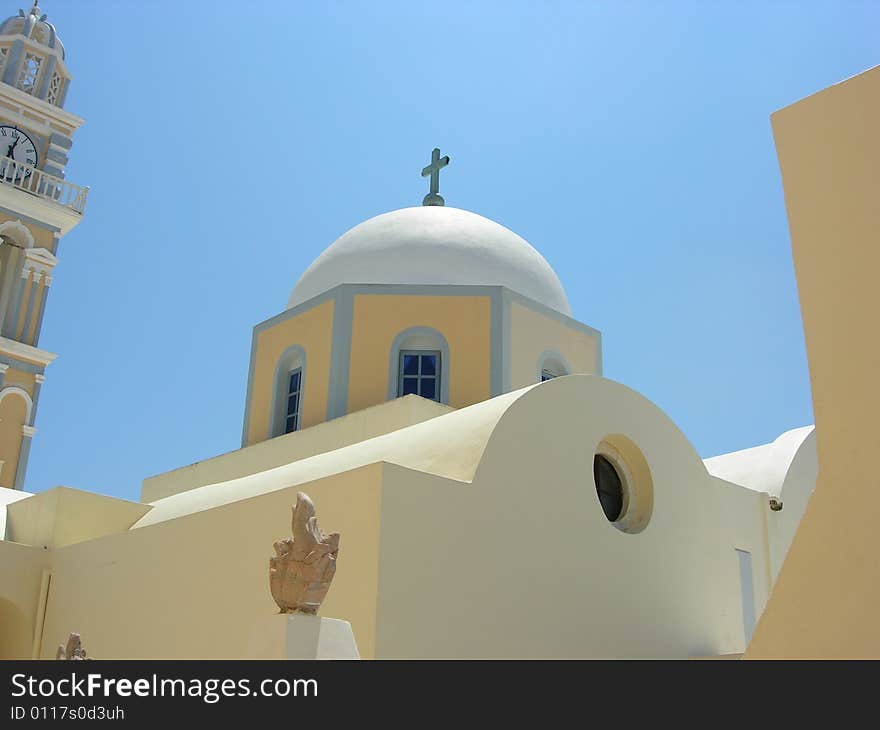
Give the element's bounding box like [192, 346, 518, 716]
[0, 2, 87, 489]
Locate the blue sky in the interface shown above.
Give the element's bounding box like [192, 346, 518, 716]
[22, 1, 878, 501]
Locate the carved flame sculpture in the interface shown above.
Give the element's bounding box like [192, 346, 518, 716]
[269, 492, 340, 614]
[55, 632, 88, 660]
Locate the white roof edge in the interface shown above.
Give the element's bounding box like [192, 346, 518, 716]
[704, 425, 815, 496]
[0, 487, 33, 541]
[134, 386, 532, 529]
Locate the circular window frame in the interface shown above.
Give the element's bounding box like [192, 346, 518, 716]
[594, 435, 653, 534]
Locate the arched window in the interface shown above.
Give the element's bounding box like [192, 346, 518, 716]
[270, 345, 306, 437]
[0, 222, 34, 338]
[388, 327, 449, 404]
[0, 386, 33, 489]
[283, 368, 303, 434]
[0, 386, 33, 425]
[537, 350, 571, 382]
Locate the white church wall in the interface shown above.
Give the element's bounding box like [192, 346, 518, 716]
[712, 477, 773, 644]
[15, 376, 778, 660]
[373, 375, 770, 658]
[767, 429, 818, 583]
[704, 426, 818, 587]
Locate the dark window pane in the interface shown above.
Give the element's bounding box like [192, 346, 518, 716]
[421, 355, 436, 376]
[420, 378, 436, 400]
[402, 377, 418, 395]
[287, 394, 299, 417]
[285, 415, 298, 434]
[403, 354, 419, 375]
[289, 370, 301, 393]
[593, 454, 623, 522]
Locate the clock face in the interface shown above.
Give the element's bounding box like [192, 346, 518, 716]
[0, 126, 38, 182]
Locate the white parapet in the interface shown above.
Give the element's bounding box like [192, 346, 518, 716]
[246, 614, 360, 660]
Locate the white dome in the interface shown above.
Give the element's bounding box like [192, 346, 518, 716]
[289, 206, 571, 315]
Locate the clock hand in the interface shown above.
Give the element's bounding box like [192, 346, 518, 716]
[5, 136, 19, 160]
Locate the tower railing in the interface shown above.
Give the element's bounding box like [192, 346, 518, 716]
[0, 157, 88, 214]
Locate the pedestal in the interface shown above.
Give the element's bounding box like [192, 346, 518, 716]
[247, 614, 360, 659]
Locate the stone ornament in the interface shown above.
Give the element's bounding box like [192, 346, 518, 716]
[270, 492, 340, 614]
[55, 632, 88, 660]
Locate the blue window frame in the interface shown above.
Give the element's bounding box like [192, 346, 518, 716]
[285, 368, 303, 433]
[398, 350, 441, 402]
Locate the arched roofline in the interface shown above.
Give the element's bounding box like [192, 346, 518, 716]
[135, 375, 706, 528]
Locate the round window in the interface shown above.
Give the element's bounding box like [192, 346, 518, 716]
[592, 435, 653, 533]
[593, 453, 624, 522]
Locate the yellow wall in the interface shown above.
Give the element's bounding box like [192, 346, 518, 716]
[509, 301, 599, 389]
[0, 540, 49, 659]
[0, 213, 55, 251]
[746, 65, 880, 658]
[246, 299, 334, 445]
[14, 270, 36, 341]
[0, 209, 53, 492]
[347, 294, 491, 413]
[3, 368, 34, 393]
[39, 466, 385, 659]
[24, 279, 47, 344]
[0, 388, 26, 488]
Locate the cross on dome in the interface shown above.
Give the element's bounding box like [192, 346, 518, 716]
[421, 147, 450, 206]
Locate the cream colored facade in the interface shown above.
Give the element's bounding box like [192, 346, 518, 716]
[0, 137, 821, 661]
[744, 64, 880, 658]
[0, 194, 818, 658]
[0, 376, 815, 659]
[4, 6, 864, 662]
